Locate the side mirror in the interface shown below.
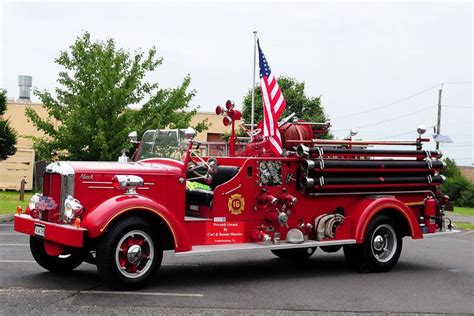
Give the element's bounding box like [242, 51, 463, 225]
[128, 131, 138, 143]
[184, 127, 196, 140]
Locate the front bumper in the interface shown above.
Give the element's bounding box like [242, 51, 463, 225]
[14, 214, 86, 248]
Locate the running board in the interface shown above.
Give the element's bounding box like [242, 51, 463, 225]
[174, 239, 356, 257]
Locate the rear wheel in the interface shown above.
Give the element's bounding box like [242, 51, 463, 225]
[271, 247, 317, 260]
[344, 214, 402, 272]
[30, 236, 84, 273]
[96, 216, 162, 290]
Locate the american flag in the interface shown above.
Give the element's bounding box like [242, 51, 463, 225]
[258, 40, 287, 155]
[36, 196, 58, 211]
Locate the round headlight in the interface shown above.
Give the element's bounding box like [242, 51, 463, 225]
[64, 202, 74, 220]
[63, 196, 83, 222]
[29, 193, 42, 211]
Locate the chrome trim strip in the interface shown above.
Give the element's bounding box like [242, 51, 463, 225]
[87, 186, 150, 190]
[88, 186, 114, 189]
[184, 216, 212, 222]
[222, 184, 242, 195]
[84, 181, 154, 186]
[83, 181, 112, 184]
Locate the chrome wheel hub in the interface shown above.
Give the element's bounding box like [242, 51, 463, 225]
[371, 224, 397, 263]
[115, 230, 154, 279]
[127, 244, 142, 264]
[373, 235, 385, 251]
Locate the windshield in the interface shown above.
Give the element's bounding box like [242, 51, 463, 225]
[136, 129, 186, 161]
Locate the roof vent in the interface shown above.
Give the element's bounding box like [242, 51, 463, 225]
[18, 75, 32, 102]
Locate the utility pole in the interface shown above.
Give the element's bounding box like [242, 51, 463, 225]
[435, 84, 443, 150]
[250, 31, 258, 140]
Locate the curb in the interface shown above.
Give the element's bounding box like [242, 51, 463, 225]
[0, 214, 14, 223]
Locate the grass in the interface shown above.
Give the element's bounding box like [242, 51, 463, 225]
[453, 222, 474, 230]
[453, 207, 474, 216]
[450, 207, 474, 231]
[0, 191, 33, 215]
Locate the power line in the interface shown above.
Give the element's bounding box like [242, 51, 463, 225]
[333, 105, 435, 133]
[443, 81, 474, 85]
[442, 105, 473, 109]
[442, 144, 473, 148]
[330, 81, 472, 121]
[331, 84, 440, 120]
[380, 131, 416, 139]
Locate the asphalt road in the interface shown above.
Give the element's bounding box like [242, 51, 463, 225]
[0, 222, 473, 315]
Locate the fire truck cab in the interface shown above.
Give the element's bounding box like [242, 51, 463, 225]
[14, 111, 453, 289]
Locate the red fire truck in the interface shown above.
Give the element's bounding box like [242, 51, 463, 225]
[14, 103, 453, 289]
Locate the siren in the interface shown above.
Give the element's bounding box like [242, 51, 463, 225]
[223, 116, 233, 126]
[228, 109, 242, 120]
[215, 99, 242, 157]
[215, 100, 242, 122]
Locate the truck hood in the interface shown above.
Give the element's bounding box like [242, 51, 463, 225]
[46, 160, 183, 176]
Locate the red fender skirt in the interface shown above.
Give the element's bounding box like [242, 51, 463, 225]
[14, 214, 86, 248]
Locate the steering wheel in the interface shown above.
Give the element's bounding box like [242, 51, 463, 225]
[187, 151, 218, 183]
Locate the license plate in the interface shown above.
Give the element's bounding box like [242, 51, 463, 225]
[34, 224, 45, 237]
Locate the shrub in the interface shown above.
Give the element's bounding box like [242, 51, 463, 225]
[442, 157, 473, 207]
[458, 185, 474, 207]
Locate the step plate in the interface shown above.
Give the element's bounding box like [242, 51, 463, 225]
[174, 239, 356, 257]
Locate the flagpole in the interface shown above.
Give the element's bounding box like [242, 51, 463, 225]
[250, 31, 257, 140]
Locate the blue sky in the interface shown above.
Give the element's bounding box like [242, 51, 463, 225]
[1, 1, 472, 165]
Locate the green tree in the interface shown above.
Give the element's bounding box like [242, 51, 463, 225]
[458, 187, 474, 207]
[0, 89, 17, 160]
[26, 32, 205, 161]
[442, 157, 473, 206]
[241, 76, 332, 138]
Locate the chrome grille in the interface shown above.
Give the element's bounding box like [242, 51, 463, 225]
[45, 162, 75, 222]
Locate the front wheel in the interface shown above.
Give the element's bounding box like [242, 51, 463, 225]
[30, 236, 84, 273]
[344, 214, 402, 272]
[271, 247, 317, 260]
[96, 216, 163, 290]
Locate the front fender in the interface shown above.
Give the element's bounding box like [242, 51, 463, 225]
[81, 194, 192, 252]
[352, 197, 422, 243]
